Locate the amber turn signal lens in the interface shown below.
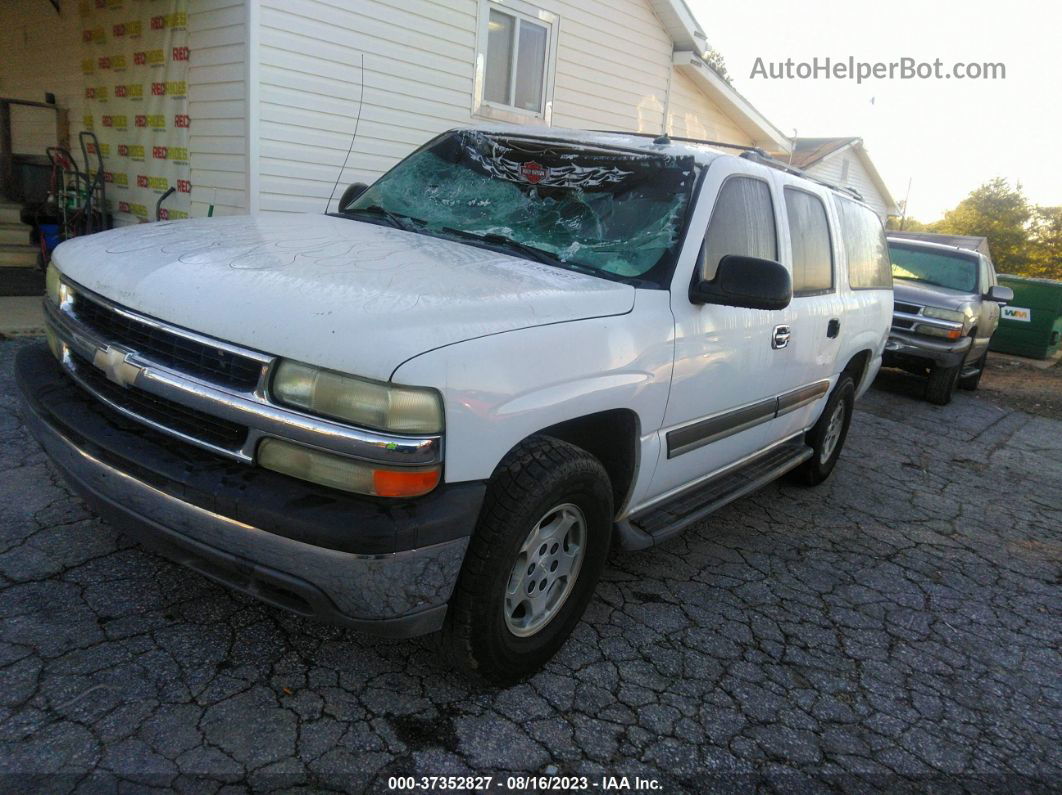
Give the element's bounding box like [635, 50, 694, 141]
[258, 437, 440, 497]
[372, 467, 441, 498]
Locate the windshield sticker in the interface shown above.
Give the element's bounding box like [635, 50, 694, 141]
[469, 145, 634, 188]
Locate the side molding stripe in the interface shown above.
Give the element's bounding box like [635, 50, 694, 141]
[666, 379, 832, 459]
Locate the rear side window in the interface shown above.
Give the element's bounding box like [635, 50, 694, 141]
[699, 177, 777, 280]
[784, 187, 833, 295]
[836, 197, 890, 289]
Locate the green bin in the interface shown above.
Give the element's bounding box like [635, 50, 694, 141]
[989, 274, 1062, 359]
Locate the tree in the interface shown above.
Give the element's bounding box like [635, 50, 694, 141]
[1027, 206, 1062, 280]
[703, 48, 731, 84]
[935, 178, 1031, 273]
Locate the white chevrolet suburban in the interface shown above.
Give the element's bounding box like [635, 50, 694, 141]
[17, 127, 891, 680]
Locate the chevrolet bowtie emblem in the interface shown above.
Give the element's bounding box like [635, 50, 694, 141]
[92, 345, 142, 389]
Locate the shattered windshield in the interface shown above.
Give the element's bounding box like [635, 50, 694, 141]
[342, 130, 698, 286]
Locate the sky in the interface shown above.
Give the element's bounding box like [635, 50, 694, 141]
[687, 0, 1062, 221]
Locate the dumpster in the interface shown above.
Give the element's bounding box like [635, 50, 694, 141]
[989, 274, 1062, 359]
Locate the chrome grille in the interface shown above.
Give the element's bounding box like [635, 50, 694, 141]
[72, 292, 264, 391]
[894, 301, 922, 315]
[69, 351, 249, 450]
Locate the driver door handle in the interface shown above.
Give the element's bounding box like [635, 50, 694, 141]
[827, 318, 841, 338]
[772, 324, 791, 349]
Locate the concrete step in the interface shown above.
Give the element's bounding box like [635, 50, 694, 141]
[0, 267, 45, 297]
[0, 244, 39, 267]
[0, 223, 31, 246]
[0, 204, 22, 225]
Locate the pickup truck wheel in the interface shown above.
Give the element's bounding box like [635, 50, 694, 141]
[925, 363, 961, 405]
[958, 352, 987, 391]
[788, 375, 854, 487]
[442, 436, 613, 683]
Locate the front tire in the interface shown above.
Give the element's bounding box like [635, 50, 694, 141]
[788, 375, 855, 487]
[442, 436, 613, 683]
[925, 363, 961, 405]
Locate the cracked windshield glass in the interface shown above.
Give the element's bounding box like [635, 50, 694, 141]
[343, 130, 698, 284]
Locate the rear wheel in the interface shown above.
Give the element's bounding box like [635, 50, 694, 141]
[925, 363, 961, 405]
[442, 436, 612, 683]
[789, 375, 855, 486]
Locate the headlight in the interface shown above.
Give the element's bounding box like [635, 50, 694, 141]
[45, 263, 73, 306]
[46, 263, 61, 305]
[271, 360, 443, 434]
[258, 438, 440, 497]
[922, 306, 964, 323]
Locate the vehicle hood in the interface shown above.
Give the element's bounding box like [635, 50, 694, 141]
[893, 278, 977, 312]
[52, 214, 635, 380]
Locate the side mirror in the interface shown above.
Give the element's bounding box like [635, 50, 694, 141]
[985, 285, 1013, 305]
[690, 254, 792, 310]
[338, 182, 369, 210]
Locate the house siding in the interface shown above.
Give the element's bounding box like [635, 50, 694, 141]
[0, 4, 87, 151]
[804, 150, 892, 222]
[188, 0, 248, 217]
[666, 70, 753, 145]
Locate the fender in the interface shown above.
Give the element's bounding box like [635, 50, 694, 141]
[392, 290, 675, 485]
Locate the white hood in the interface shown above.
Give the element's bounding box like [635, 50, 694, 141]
[52, 214, 635, 380]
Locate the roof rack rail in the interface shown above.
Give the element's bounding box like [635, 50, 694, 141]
[590, 130, 770, 157]
[738, 150, 865, 202]
[589, 129, 867, 203]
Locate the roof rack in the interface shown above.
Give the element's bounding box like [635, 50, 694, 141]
[590, 130, 866, 203]
[739, 150, 865, 202]
[592, 130, 770, 157]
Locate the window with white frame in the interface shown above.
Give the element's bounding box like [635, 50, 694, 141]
[475, 0, 558, 122]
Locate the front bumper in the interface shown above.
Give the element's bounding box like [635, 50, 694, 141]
[16, 344, 484, 638]
[883, 329, 972, 369]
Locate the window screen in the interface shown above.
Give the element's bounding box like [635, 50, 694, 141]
[785, 188, 833, 295]
[484, 8, 549, 113]
[837, 197, 891, 289]
[514, 21, 547, 111]
[700, 177, 777, 280]
[484, 10, 515, 105]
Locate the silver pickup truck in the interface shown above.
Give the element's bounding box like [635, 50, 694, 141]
[884, 236, 1013, 405]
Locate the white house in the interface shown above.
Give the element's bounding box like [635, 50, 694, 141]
[1, 0, 790, 227]
[780, 137, 899, 223]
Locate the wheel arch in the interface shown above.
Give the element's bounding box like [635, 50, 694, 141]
[498, 409, 641, 519]
[840, 349, 873, 392]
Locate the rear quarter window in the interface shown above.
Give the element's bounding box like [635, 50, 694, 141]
[836, 197, 891, 290]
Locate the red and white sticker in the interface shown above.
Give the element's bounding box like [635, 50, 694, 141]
[520, 161, 547, 184]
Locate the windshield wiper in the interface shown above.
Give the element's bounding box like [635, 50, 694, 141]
[439, 227, 565, 267]
[345, 205, 423, 231]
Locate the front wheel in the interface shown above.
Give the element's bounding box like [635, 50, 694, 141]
[441, 436, 613, 683]
[788, 375, 855, 487]
[925, 363, 961, 405]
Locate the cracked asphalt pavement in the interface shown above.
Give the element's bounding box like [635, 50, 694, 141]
[1, 337, 1059, 791]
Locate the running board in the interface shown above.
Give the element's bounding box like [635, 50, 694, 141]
[617, 439, 813, 550]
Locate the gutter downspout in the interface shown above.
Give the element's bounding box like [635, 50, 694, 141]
[661, 55, 675, 136]
[246, 0, 261, 215]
